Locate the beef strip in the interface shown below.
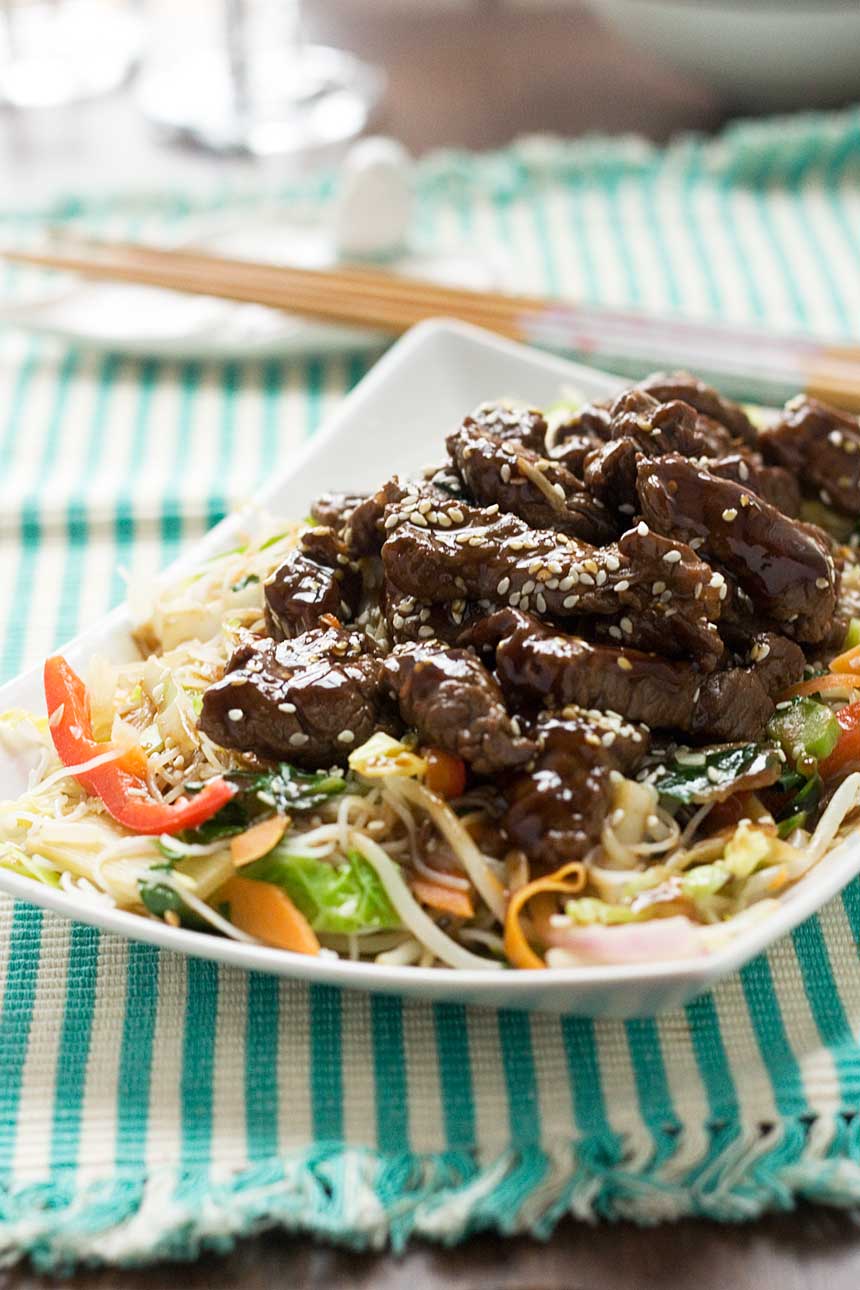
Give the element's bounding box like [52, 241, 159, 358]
[310, 491, 368, 533]
[636, 370, 758, 446]
[705, 454, 801, 517]
[447, 419, 616, 543]
[466, 609, 804, 742]
[464, 401, 548, 453]
[547, 401, 613, 475]
[199, 625, 394, 767]
[382, 505, 725, 667]
[383, 588, 485, 647]
[635, 453, 838, 643]
[503, 707, 650, 869]
[760, 395, 860, 517]
[582, 391, 800, 518]
[264, 528, 361, 639]
[384, 641, 536, 774]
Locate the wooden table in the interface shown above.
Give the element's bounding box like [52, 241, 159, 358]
[2, 3, 859, 1285]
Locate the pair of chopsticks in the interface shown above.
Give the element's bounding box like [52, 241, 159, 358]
[4, 235, 860, 409]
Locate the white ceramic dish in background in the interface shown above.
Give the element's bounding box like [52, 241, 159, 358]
[584, 0, 860, 110]
[0, 214, 513, 361]
[1, 320, 858, 1017]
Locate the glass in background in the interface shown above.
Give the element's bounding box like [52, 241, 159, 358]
[136, 0, 384, 157]
[0, 0, 142, 108]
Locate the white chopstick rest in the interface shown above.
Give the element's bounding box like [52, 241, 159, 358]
[332, 136, 414, 261]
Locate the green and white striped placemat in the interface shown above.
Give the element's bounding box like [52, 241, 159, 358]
[4, 109, 860, 1271]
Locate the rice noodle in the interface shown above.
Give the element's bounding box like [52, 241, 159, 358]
[388, 778, 507, 921]
[350, 832, 502, 971]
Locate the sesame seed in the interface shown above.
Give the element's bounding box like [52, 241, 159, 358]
[689, 536, 704, 550]
[609, 626, 623, 639]
[289, 732, 309, 747]
[338, 730, 355, 744]
[563, 594, 579, 609]
[706, 766, 721, 784]
[585, 733, 601, 747]
[829, 430, 844, 447]
[392, 613, 405, 630]
[820, 489, 832, 505]
[579, 572, 595, 586]
[617, 657, 633, 671]
[816, 576, 830, 589]
[709, 572, 725, 587]
[227, 708, 244, 721]
[536, 593, 547, 614]
[500, 464, 511, 483]
[740, 494, 750, 508]
[450, 507, 465, 523]
[615, 579, 630, 592]
[738, 461, 749, 481]
[418, 625, 435, 638]
[637, 521, 649, 536]
[411, 512, 428, 528]
[521, 579, 536, 595]
[605, 555, 620, 572]
[559, 574, 577, 591]
[468, 536, 484, 547]
[497, 576, 511, 595]
[651, 581, 666, 595]
[619, 503, 635, 515]
[620, 616, 633, 634]
[520, 596, 530, 611]
[278, 702, 297, 714]
[596, 570, 607, 586]
[418, 498, 432, 514]
[722, 507, 738, 522]
[601, 731, 616, 747]
[584, 559, 599, 575]
[662, 550, 682, 564]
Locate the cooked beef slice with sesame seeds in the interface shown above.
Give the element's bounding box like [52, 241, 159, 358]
[636, 454, 838, 644]
[464, 401, 549, 452]
[382, 507, 724, 666]
[384, 642, 536, 775]
[310, 491, 369, 533]
[636, 371, 758, 446]
[705, 454, 801, 517]
[466, 609, 800, 742]
[265, 551, 352, 638]
[760, 396, 860, 517]
[341, 478, 410, 556]
[199, 626, 395, 767]
[502, 708, 650, 869]
[547, 401, 614, 475]
[447, 419, 616, 544]
[384, 588, 485, 647]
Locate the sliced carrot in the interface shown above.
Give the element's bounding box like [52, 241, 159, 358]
[424, 749, 467, 799]
[219, 875, 319, 956]
[411, 878, 474, 920]
[820, 701, 860, 779]
[780, 674, 860, 701]
[230, 814, 289, 867]
[830, 641, 860, 675]
[503, 860, 586, 970]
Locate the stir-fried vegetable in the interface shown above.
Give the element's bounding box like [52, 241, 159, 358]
[820, 702, 860, 780]
[650, 744, 781, 806]
[218, 875, 320, 955]
[242, 847, 399, 935]
[767, 697, 840, 771]
[186, 762, 346, 842]
[45, 656, 235, 836]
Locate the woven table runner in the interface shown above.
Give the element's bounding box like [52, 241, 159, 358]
[3, 111, 860, 1271]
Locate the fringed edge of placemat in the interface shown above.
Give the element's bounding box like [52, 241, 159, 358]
[4, 1114, 860, 1272]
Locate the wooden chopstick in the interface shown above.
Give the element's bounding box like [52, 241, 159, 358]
[5, 236, 860, 409]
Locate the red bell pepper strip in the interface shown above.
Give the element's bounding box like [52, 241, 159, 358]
[44, 655, 236, 835]
[820, 701, 860, 781]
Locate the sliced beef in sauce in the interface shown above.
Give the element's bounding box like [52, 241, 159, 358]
[760, 396, 860, 516]
[447, 419, 616, 544]
[199, 626, 394, 768]
[310, 491, 368, 534]
[265, 530, 361, 638]
[636, 370, 758, 446]
[503, 708, 650, 869]
[464, 401, 548, 453]
[382, 507, 724, 667]
[636, 453, 838, 643]
[384, 641, 536, 774]
[466, 609, 803, 743]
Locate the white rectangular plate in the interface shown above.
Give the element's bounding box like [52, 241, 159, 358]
[1, 319, 857, 1017]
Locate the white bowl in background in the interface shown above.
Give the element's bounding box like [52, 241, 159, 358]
[584, 0, 860, 109]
